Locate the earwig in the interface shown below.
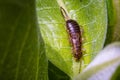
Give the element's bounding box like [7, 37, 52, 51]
[60, 7, 82, 61]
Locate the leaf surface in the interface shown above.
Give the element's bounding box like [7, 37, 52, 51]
[74, 42, 120, 80]
[0, 0, 48, 80]
[37, 0, 107, 78]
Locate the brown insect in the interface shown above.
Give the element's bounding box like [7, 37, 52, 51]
[60, 7, 82, 61]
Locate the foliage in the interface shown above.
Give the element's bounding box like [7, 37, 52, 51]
[0, 0, 119, 80]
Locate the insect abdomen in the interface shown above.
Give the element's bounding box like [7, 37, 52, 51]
[66, 19, 82, 60]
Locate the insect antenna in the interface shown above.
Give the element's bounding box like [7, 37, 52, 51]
[60, 7, 70, 21]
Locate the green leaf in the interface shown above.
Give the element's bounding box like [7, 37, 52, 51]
[37, 0, 107, 78]
[48, 61, 70, 80]
[105, 0, 120, 45]
[105, 0, 116, 45]
[74, 42, 120, 80]
[111, 66, 120, 80]
[74, 58, 120, 80]
[112, 0, 120, 41]
[0, 0, 48, 80]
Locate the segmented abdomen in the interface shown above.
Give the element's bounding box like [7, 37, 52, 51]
[66, 19, 82, 60]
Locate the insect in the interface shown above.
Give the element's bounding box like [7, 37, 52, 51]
[60, 7, 82, 61]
